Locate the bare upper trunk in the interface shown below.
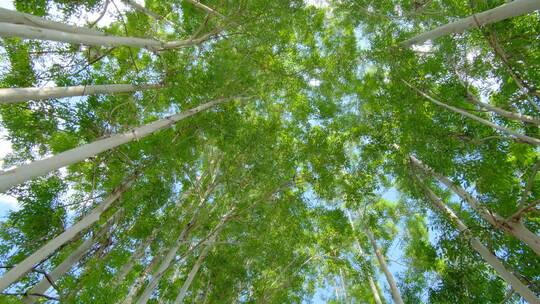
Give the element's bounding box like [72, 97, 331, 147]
[0, 7, 104, 36]
[0, 178, 134, 292]
[410, 155, 540, 255]
[403, 80, 540, 146]
[0, 84, 161, 104]
[22, 210, 120, 303]
[365, 228, 404, 304]
[420, 179, 540, 304]
[0, 97, 236, 193]
[402, 0, 540, 46]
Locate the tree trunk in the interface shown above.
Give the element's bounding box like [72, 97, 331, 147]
[403, 80, 540, 146]
[0, 83, 161, 104]
[346, 211, 383, 304]
[465, 93, 540, 126]
[22, 210, 120, 303]
[365, 228, 404, 304]
[173, 214, 228, 304]
[135, 197, 210, 304]
[0, 97, 236, 192]
[402, 0, 540, 46]
[0, 7, 105, 36]
[410, 155, 540, 255]
[368, 276, 384, 304]
[113, 230, 158, 287]
[0, 17, 221, 50]
[123, 250, 165, 304]
[419, 180, 540, 304]
[0, 177, 134, 292]
[0, 22, 164, 49]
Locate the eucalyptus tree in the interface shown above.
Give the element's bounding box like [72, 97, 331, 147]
[1, 0, 540, 303]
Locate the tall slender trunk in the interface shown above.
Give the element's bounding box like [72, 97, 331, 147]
[0, 7, 105, 36]
[0, 83, 161, 104]
[402, 0, 540, 46]
[0, 19, 221, 50]
[403, 80, 540, 146]
[22, 209, 120, 303]
[346, 211, 383, 304]
[465, 93, 540, 126]
[113, 230, 158, 287]
[410, 155, 540, 255]
[123, 250, 165, 304]
[0, 97, 236, 192]
[0, 177, 134, 292]
[368, 276, 383, 304]
[418, 179, 540, 304]
[135, 197, 210, 304]
[173, 214, 229, 304]
[0, 22, 163, 49]
[365, 228, 404, 304]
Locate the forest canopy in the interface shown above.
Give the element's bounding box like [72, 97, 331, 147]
[0, 0, 539, 303]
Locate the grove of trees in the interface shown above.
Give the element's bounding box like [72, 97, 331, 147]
[0, 0, 538, 303]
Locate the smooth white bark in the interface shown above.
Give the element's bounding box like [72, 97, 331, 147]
[421, 182, 540, 304]
[173, 215, 228, 304]
[346, 211, 383, 304]
[0, 21, 220, 50]
[22, 210, 119, 304]
[402, 0, 540, 46]
[365, 229, 404, 304]
[135, 199, 208, 304]
[0, 83, 161, 104]
[403, 80, 540, 146]
[0, 7, 105, 36]
[410, 155, 540, 256]
[123, 250, 164, 304]
[113, 231, 158, 287]
[0, 97, 234, 193]
[466, 94, 540, 126]
[0, 178, 133, 292]
[0, 23, 164, 49]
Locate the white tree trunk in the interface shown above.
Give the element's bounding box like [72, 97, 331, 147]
[135, 198, 210, 304]
[123, 250, 164, 304]
[173, 215, 228, 304]
[0, 21, 220, 50]
[346, 211, 383, 304]
[0, 178, 133, 292]
[466, 94, 540, 126]
[0, 22, 163, 49]
[22, 210, 119, 304]
[0, 83, 161, 104]
[365, 229, 404, 304]
[0, 97, 235, 193]
[402, 0, 540, 46]
[113, 230, 158, 287]
[368, 276, 383, 304]
[421, 182, 540, 304]
[410, 155, 540, 256]
[403, 80, 540, 146]
[0, 7, 105, 36]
